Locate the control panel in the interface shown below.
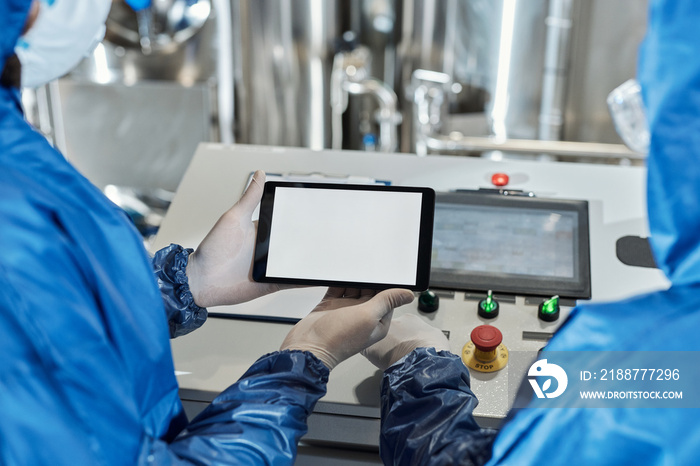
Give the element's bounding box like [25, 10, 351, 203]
[390, 289, 574, 425]
[154, 144, 669, 451]
[398, 187, 592, 421]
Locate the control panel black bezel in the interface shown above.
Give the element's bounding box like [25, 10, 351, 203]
[430, 191, 591, 299]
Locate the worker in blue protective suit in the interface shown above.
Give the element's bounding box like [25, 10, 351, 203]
[0, 1, 414, 464]
[362, 1, 700, 464]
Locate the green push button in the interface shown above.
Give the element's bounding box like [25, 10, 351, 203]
[538, 295, 560, 322]
[418, 290, 440, 313]
[478, 290, 499, 319]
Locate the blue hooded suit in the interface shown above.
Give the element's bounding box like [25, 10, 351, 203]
[0, 1, 328, 464]
[374, 1, 700, 465]
[3, 0, 698, 464]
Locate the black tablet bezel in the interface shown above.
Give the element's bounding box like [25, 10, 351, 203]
[253, 181, 436, 291]
[430, 192, 591, 299]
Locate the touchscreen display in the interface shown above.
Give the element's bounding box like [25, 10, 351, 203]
[433, 204, 578, 279]
[429, 192, 590, 298]
[254, 182, 435, 290]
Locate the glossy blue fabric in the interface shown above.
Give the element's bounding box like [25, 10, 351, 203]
[0, 2, 328, 463]
[153, 243, 208, 338]
[379, 348, 497, 465]
[489, 1, 700, 463]
[382, 1, 700, 464]
[487, 287, 700, 465]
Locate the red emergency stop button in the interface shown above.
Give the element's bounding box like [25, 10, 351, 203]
[491, 173, 509, 187]
[470, 325, 502, 352]
[463, 325, 509, 372]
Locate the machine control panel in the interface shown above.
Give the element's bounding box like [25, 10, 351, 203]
[390, 288, 573, 427]
[157, 144, 669, 451]
[430, 191, 591, 300]
[412, 190, 587, 387]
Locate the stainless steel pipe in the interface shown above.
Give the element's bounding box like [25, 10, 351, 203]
[424, 134, 644, 160]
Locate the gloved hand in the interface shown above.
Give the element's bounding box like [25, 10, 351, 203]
[281, 288, 415, 370]
[186, 170, 285, 308]
[362, 314, 451, 371]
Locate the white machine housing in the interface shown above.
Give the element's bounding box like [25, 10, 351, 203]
[152, 144, 667, 461]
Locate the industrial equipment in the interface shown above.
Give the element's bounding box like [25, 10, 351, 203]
[153, 144, 667, 464]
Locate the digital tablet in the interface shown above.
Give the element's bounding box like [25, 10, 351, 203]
[253, 182, 435, 291]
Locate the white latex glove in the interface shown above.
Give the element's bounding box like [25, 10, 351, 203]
[362, 314, 451, 371]
[186, 170, 287, 308]
[280, 288, 415, 371]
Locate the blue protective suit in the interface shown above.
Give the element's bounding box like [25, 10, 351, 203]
[0, 1, 327, 464]
[378, 1, 700, 464]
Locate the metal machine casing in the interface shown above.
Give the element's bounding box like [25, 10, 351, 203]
[153, 144, 668, 459]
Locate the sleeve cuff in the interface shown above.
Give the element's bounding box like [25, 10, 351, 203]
[153, 243, 207, 338]
[386, 346, 459, 372]
[384, 347, 470, 391]
[246, 349, 330, 385]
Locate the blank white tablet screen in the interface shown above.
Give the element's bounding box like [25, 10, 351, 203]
[266, 187, 423, 285]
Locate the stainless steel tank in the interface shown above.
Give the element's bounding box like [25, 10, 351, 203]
[564, 1, 647, 145]
[231, 0, 339, 150]
[397, 0, 647, 157]
[43, 0, 219, 192]
[398, 0, 549, 147]
[230, 0, 647, 157]
[71, 0, 217, 86]
[30, 0, 650, 195]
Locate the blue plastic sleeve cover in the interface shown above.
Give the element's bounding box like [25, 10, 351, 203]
[380, 348, 497, 466]
[152, 243, 207, 338]
[159, 350, 330, 465]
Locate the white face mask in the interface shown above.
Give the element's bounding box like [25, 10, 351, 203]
[15, 0, 113, 88]
[607, 79, 650, 154]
